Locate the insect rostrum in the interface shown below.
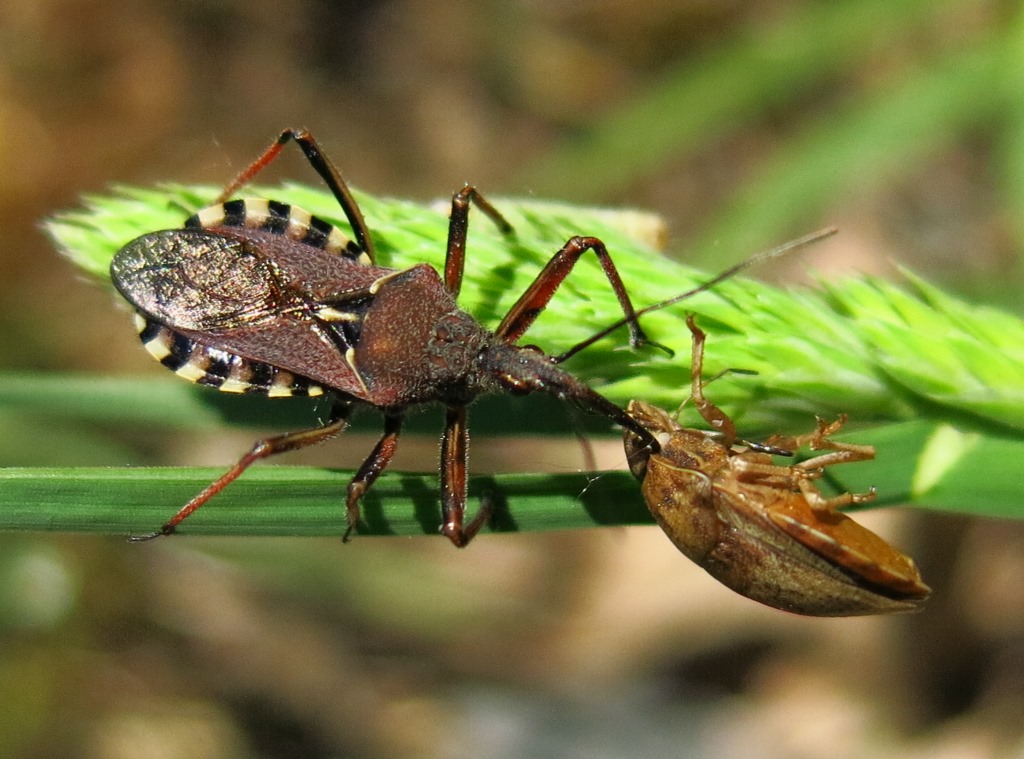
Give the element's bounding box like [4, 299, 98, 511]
[112, 128, 673, 547]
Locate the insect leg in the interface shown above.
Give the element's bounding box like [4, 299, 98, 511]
[128, 402, 353, 541]
[439, 404, 490, 547]
[553, 229, 839, 366]
[217, 128, 376, 262]
[685, 315, 737, 447]
[734, 413, 877, 506]
[443, 185, 514, 298]
[797, 479, 877, 511]
[343, 411, 404, 541]
[793, 416, 876, 471]
[494, 235, 659, 351]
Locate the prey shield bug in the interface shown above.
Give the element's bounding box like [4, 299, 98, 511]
[111, 127, 828, 546]
[623, 316, 931, 616]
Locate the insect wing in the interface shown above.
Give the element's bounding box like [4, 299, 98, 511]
[112, 228, 373, 396]
[112, 229, 286, 332]
[766, 498, 931, 601]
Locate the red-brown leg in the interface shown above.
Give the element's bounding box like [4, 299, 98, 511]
[440, 183, 655, 350]
[443, 185, 514, 298]
[343, 411, 404, 541]
[439, 404, 490, 547]
[216, 128, 376, 261]
[494, 235, 654, 349]
[129, 403, 353, 541]
[554, 229, 840, 365]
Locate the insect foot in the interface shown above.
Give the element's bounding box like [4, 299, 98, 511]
[623, 316, 930, 616]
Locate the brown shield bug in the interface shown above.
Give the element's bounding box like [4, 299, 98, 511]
[623, 315, 931, 616]
[115, 128, 818, 546]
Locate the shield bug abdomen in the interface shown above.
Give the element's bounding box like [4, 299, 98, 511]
[624, 317, 930, 616]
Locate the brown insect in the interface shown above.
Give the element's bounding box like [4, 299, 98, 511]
[623, 316, 931, 616]
[114, 129, 827, 547]
[111, 129, 664, 547]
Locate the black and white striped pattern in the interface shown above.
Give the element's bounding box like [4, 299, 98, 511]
[134, 313, 324, 398]
[185, 198, 371, 265]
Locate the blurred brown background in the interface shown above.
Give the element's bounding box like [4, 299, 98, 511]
[2, 1, 1023, 757]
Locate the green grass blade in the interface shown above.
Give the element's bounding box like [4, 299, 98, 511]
[1, 418, 1021, 540]
[0, 467, 652, 538]
[47, 184, 1024, 434]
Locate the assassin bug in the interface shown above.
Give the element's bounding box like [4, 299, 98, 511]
[623, 316, 931, 616]
[111, 128, 827, 546]
[112, 128, 664, 546]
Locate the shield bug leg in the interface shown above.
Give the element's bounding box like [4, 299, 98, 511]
[797, 416, 876, 468]
[684, 314, 737, 447]
[761, 415, 878, 511]
[796, 478, 877, 512]
[128, 403, 354, 541]
[343, 411, 405, 541]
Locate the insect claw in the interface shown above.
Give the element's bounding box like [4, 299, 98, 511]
[341, 518, 364, 543]
[126, 529, 165, 543]
[811, 415, 848, 444]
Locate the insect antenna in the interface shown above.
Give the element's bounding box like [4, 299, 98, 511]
[550, 227, 838, 365]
